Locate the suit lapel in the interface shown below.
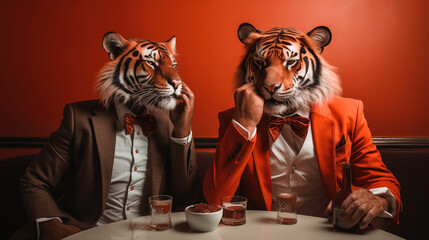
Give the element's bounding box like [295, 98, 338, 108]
[311, 103, 338, 199]
[91, 105, 117, 206]
[147, 135, 162, 196]
[254, 115, 272, 210]
[147, 109, 168, 197]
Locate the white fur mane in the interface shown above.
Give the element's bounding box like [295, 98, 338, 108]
[96, 60, 131, 108]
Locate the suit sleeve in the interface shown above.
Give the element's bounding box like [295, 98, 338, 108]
[202, 110, 257, 205]
[350, 101, 402, 222]
[19, 104, 75, 223]
[169, 136, 200, 206]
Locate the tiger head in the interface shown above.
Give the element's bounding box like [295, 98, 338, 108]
[236, 23, 342, 116]
[97, 32, 181, 111]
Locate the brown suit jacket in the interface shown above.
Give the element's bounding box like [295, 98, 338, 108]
[19, 100, 199, 231]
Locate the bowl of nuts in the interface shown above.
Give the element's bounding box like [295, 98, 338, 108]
[185, 203, 223, 232]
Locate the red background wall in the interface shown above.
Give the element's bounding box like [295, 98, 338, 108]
[1, 0, 428, 139]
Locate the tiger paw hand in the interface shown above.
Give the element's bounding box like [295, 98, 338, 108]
[233, 83, 264, 133]
[170, 82, 194, 138]
[40, 218, 81, 240]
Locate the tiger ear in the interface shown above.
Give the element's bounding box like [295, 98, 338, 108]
[165, 36, 176, 55]
[307, 26, 332, 54]
[238, 23, 262, 45]
[102, 32, 128, 61]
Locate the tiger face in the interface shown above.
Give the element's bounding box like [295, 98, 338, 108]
[97, 32, 181, 111]
[236, 23, 342, 116]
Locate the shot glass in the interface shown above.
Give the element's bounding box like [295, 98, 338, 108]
[221, 196, 247, 226]
[149, 195, 172, 231]
[276, 189, 298, 224]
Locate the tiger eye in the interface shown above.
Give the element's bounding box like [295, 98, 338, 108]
[287, 60, 297, 67]
[255, 59, 265, 67]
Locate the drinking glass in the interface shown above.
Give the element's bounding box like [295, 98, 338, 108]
[221, 196, 247, 226]
[276, 189, 298, 224]
[149, 195, 172, 231]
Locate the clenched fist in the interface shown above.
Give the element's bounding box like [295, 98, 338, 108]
[233, 83, 265, 133]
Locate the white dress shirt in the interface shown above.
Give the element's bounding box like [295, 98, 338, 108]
[232, 109, 397, 218]
[97, 102, 191, 225]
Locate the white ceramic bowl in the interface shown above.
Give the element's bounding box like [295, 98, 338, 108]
[185, 204, 223, 232]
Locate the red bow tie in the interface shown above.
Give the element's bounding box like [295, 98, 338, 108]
[124, 113, 157, 137]
[266, 115, 310, 141]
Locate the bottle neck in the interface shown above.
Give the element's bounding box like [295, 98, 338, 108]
[342, 163, 352, 192]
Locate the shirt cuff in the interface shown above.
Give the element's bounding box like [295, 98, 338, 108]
[370, 187, 398, 218]
[36, 217, 62, 240]
[232, 119, 257, 140]
[170, 130, 193, 145]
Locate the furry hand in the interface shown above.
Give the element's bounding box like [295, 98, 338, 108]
[170, 82, 194, 138]
[233, 83, 264, 133]
[325, 188, 389, 230]
[40, 218, 81, 240]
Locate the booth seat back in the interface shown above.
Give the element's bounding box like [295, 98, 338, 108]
[0, 154, 34, 240]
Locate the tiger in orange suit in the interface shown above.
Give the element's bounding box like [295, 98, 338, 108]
[203, 23, 401, 231]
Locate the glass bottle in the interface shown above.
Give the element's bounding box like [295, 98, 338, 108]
[332, 162, 358, 231]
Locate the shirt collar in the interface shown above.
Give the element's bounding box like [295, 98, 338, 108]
[273, 108, 310, 118]
[114, 101, 132, 127]
[294, 108, 310, 118]
[114, 101, 152, 127]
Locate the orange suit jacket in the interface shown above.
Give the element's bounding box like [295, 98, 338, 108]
[203, 96, 401, 221]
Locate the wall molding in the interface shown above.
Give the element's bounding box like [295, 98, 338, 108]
[0, 137, 48, 148]
[372, 137, 429, 148]
[1, 137, 429, 149]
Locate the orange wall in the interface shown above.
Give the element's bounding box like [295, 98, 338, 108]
[1, 0, 428, 138]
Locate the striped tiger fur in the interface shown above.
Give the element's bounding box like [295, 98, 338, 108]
[236, 23, 342, 116]
[97, 32, 182, 110]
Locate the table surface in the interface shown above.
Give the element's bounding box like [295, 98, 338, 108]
[64, 210, 404, 240]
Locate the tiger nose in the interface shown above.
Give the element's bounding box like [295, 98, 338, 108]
[263, 83, 282, 94]
[169, 79, 182, 89]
